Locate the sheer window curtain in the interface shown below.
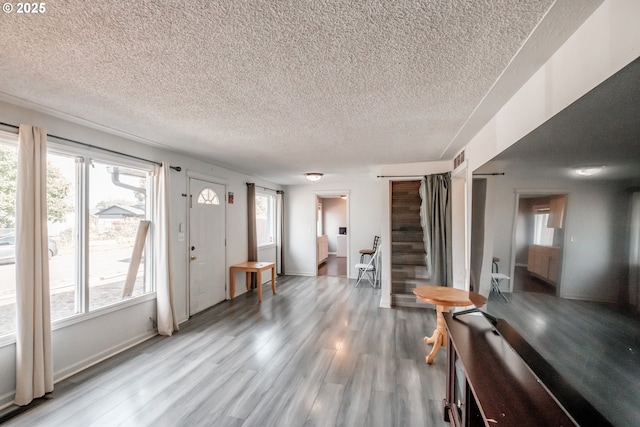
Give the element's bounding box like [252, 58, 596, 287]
[15, 125, 53, 406]
[419, 173, 453, 287]
[247, 183, 257, 288]
[155, 162, 178, 335]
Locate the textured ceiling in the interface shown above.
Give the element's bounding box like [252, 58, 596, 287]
[0, 1, 601, 184]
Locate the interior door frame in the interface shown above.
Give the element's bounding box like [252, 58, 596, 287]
[451, 161, 469, 290]
[510, 188, 570, 296]
[314, 190, 351, 277]
[187, 171, 228, 316]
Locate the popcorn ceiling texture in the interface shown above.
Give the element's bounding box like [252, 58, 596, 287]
[0, 1, 592, 183]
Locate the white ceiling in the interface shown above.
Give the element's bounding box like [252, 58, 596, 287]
[0, 1, 602, 185]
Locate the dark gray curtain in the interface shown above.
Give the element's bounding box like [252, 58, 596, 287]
[419, 173, 452, 287]
[247, 183, 257, 288]
[276, 190, 285, 275]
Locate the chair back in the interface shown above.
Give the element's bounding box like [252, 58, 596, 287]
[372, 236, 380, 251]
[370, 243, 382, 265]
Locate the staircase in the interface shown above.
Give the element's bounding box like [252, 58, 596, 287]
[390, 181, 431, 307]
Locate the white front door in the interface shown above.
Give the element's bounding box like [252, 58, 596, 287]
[189, 178, 226, 315]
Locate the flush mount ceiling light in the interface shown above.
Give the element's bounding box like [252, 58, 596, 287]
[574, 166, 605, 176]
[304, 172, 323, 182]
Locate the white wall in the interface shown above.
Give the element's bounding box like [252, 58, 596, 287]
[462, 0, 640, 298]
[284, 178, 380, 281]
[0, 99, 281, 407]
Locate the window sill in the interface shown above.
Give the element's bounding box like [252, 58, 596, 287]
[53, 292, 157, 331]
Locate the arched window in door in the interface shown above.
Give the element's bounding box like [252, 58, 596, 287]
[197, 188, 220, 205]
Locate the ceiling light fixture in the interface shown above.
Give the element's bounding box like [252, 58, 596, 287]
[574, 166, 605, 176]
[304, 172, 323, 182]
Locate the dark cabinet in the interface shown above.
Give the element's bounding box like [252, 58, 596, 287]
[443, 313, 576, 426]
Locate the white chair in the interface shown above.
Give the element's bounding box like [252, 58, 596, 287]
[490, 256, 509, 302]
[491, 273, 510, 302]
[355, 244, 382, 288]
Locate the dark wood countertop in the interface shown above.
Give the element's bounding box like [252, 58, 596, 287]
[444, 313, 577, 426]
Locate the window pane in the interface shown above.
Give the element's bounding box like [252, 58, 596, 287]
[0, 140, 17, 336]
[88, 162, 150, 311]
[533, 213, 555, 246]
[47, 153, 78, 321]
[198, 188, 220, 205]
[256, 194, 274, 245]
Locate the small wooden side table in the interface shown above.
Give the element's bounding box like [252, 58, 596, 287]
[413, 285, 487, 364]
[229, 261, 276, 302]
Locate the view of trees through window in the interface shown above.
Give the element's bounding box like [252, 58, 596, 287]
[0, 136, 154, 337]
[256, 193, 275, 246]
[0, 141, 18, 336]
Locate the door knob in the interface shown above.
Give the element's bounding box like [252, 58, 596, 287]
[190, 255, 197, 261]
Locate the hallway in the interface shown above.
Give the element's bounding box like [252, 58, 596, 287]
[318, 254, 347, 278]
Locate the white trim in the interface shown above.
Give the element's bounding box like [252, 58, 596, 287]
[186, 169, 228, 185]
[47, 140, 156, 171]
[0, 129, 18, 143]
[53, 330, 157, 382]
[52, 293, 157, 331]
[452, 159, 467, 178]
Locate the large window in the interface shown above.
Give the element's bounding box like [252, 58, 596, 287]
[256, 192, 275, 246]
[47, 152, 77, 321]
[0, 132, 155, 338]
[87, 161, 152, 311]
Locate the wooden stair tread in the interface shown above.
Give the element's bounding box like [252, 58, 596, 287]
[391, 179, 429, 307]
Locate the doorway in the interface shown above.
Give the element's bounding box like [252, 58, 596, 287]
[189, 178, 226, 315]
[510, 192, 567, 296]
[316, 194, 349, 278]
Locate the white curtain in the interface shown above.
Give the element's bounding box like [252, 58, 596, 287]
[15, 125, 53, 406]
[155, 163, 178, 336]
[629, 192, 640, 310]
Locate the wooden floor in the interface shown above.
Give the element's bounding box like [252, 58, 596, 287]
[4, 275, 447, 427]
[511, 266, 556, 295]
[318, 254, 347, 278]
[487, 291, 640, 426]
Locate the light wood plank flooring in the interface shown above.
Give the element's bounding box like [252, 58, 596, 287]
[4, 275, 447, 427]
